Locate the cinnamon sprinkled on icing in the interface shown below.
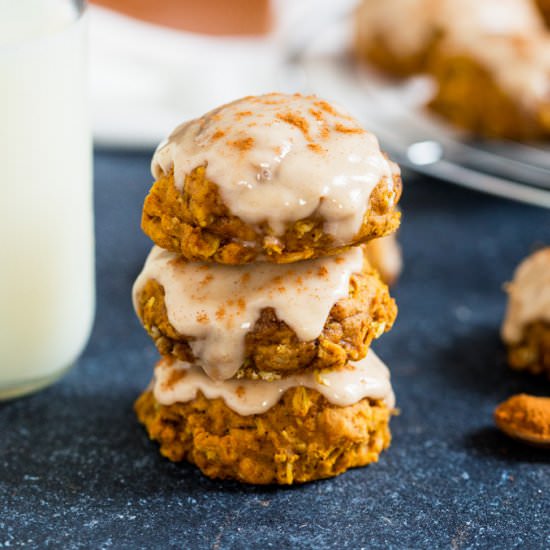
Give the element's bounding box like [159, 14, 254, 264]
[276, 112, 312, 140]
[335, 123, 366, 134]
[235, 110, 253, 118]
[307, 143, 325, 153]
[228, 137, 255, 151]
[314, 99, 344, 117]
[196, 312, 209, 324]
[317, 266, 329, 278]
[160, 368, 187, 392]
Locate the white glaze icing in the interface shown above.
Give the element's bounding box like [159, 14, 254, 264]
[502, 247, 550, 343]
[133, 245, 365, 381]
[151, 93, 398, 244]
[356, 0, 549, 105]
[153, 350, 395, 416]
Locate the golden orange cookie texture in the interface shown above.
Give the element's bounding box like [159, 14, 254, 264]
[132, 93, 401, 483]
[143, 93, 402, 264]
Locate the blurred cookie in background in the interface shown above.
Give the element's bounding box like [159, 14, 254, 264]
[354, 0, 550, 139]
[365, 234, 402, 286]
[502, 247, 550, 377]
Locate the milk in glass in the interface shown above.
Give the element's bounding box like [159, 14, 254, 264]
[0, 0, 94, 398]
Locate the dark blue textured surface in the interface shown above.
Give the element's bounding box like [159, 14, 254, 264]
[1, 150, 549, 549]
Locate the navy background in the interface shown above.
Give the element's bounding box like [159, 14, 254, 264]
[1, 150, 549, 549]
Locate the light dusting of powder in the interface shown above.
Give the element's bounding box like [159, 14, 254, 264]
[152, 350, 395, 416]
[132, 245, 365, 381]
[151, 93, 398, 244]
[502, 248, 550, 343]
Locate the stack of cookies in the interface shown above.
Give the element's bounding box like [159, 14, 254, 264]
[132, 93, 403, 484]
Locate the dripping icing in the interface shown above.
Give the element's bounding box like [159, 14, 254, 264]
[153, 350, 395, 415]
[133, 245, 365, 381]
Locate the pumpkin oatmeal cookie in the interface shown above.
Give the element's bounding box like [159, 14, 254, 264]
[502, 248, 550, 377]
[135, 353, 394, 485]
[133, 246, 396, 379]
[142, 93, 401, 265]
[355, 0, 550, 139]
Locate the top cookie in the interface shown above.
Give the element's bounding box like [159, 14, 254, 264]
[142, 93, 401, 264]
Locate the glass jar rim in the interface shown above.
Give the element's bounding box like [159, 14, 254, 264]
[0, 0, 86, 51]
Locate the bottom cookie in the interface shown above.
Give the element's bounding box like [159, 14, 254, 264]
[135, 386, 392, 485]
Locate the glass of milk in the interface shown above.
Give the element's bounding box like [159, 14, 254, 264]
[0, 0, 94, 399]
